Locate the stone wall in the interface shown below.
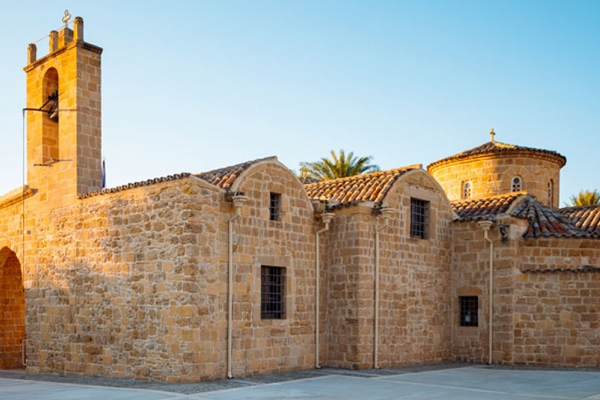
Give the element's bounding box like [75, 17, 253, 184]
[513, 238, 600, 366]
[326, 170, 453, 369]
[223, 161, 318, 377]
[429, 153, 562, 207]
[451, 220, 600, 367]
[450, 220, 518, 364]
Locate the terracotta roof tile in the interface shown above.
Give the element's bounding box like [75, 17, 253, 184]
[452, 193, 523, 221]
[511, 198, 598, 239]
[304, 165, 421, 206]
[558, 205, 600, 236]
[522, 265, 600, 274]
[428, 140, 566, 170]
[78, 173, 191, 199]
[195, 156, 277, 190]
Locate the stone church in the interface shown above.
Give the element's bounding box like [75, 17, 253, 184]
[0, 18, 598, 382]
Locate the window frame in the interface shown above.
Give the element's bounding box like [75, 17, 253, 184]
[261, 266, 286, 320]
[462, 181, 472, 199]
[410, 198, 430, 239]
[511, 176, 522, 192]
[459, 296, 478, 327]
[269, 192, 281, 221]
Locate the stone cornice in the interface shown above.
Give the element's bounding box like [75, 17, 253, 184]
[0, 186, 35, 211]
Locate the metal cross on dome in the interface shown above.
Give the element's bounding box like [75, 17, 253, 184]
[62, 10, 71, 28]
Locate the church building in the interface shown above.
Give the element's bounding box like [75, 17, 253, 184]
[0, 17, 598, 382]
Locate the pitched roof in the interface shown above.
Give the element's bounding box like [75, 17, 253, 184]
[79, 173, 191, 199]
[428, 140, 566, 170]
[304, 165, 421, 206]
[195, 156, 277, 190]
[511, 198, 599, 239]
[452, 192, 523, 221]
[558, 205, 600, 236]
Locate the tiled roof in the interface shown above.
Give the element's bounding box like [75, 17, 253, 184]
[304, 165, 421, 206]
[522, 265, 600, 274]
[558, 205, 600, 236]
[195, 156, 277, 190]
[452, 192, 523, 221]
[78, 173, 191, 199]
[511, 198, 598, 239]
[428, 140, 566, 170]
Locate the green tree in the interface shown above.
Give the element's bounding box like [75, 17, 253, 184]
[300, 150, 380, 181]
[566, 189, 600, 207]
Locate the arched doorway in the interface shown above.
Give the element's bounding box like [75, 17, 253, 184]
[0, 247, 26, 369]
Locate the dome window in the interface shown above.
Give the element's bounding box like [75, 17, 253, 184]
[462, 181, 472, 199]
[511, 177, 522, 192]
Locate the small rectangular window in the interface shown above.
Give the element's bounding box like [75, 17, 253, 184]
[410, 198, 429, 239]
[459, 296, 478, 327]
[261, 266, 285, 319]
[269, 192, 281, 221]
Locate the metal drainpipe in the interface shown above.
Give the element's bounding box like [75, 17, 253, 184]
[374, 207, 394, 369]
[478, 220, 494, 365]
[315, 212, 334, 369]
[227, 195, 247, 379]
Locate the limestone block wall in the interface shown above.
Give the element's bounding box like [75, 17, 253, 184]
[325, 207, 374, 369]
[514, 238, 600, 366]
[429, 154, 562, 207]
[222, 162, 318, 377]
[450, 220, 519, 364]
[377, 171, 453, 366]
[22, 177, 222, 382]
[326, 170, 453, 369]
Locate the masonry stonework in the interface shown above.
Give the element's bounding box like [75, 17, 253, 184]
[0, 16, 598, 383]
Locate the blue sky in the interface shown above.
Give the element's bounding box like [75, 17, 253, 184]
[1, 1, 598, 204]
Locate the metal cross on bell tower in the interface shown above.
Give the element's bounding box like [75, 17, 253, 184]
[62, 9, 71, 28]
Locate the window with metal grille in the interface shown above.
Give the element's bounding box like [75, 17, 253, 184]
[511, 176, 522, 192]
[410, 198, 429, 239]
[269, 193, 281, 221]
[459, 296, 478, 327]
[261, 266, 285, 319]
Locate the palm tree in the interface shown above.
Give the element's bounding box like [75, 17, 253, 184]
[566, 190, 600, 207]
[300, 150, 380, 181]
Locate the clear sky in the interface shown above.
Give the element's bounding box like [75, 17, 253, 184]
[1, 1, 598, 205]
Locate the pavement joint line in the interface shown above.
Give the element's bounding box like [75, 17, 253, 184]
[374, 365, 476, 379]
[225, 379, 261, 386]
[0, 376, 192, 398]
[378, 380, 580, 400]
[195, 374, 343, 396]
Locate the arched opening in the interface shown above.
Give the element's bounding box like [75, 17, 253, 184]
[511, 176, 522, 192]
[462, 181, 472, 199]
[42, 67, 59, 162]
[0, 247, 26, 369]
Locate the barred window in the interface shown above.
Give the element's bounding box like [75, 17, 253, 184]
[511, 177, 522, 192]
[410, 198, 429, 239]
[462, 181, 472, 199]
[459, 296, 478, 327]
[269, 193, 281, 221]
[261, 266, 285, 319]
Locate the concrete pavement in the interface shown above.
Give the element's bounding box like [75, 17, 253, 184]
[1, 366, 599, 399]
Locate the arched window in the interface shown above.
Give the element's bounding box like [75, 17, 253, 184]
[42, 67, 59, 162]
[462, 181, 472, 199]
[511, 176, 522, 192]
[548, 180, 554, 206]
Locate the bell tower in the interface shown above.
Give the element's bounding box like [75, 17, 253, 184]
[24, 15, 103, 205]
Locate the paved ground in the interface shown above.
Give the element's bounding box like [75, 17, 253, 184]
[1, 364, 600, 399]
